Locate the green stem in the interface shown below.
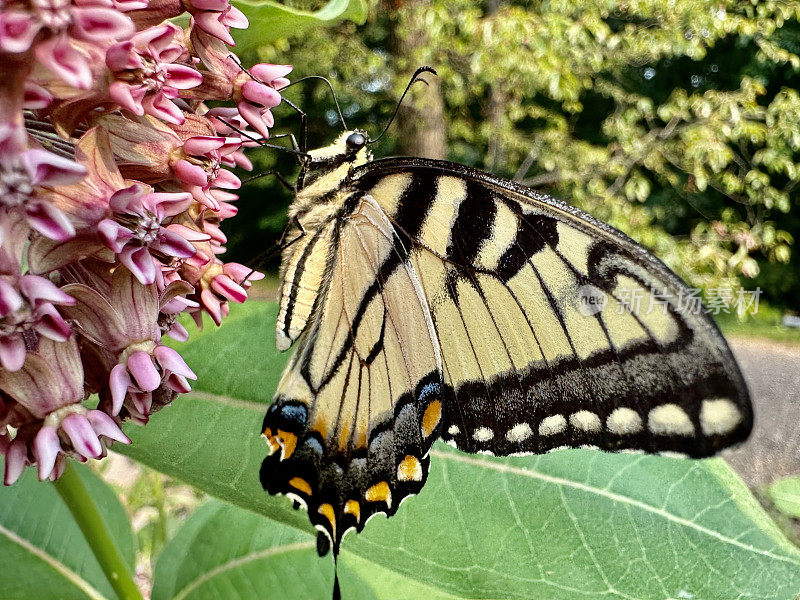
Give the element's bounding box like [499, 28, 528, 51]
[53, 462, 144, 600]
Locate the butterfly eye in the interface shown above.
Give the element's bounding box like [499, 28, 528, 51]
[346, 132, 366, 151]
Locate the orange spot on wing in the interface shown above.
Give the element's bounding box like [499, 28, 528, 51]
[288, 477, 312, 495]
[397, 455, 422, 482]
[262, 428, 280, 455]
[276, 429, 297, 459]
[344, 500, 361, 523]
[365, 481, 392, 507]
[421, 400, 442, 438]
[318, 503, 336, 532]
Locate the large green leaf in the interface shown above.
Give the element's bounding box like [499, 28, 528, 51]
[119, 302, 800, 599]
[152, 499, 460, 600]
[0, 462, 135, 600]
[230, 0, 368, 53]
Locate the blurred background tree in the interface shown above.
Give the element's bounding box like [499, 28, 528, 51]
[231, 0, 800, 312]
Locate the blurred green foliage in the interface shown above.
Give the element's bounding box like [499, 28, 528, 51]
[231, 0, 800, 311]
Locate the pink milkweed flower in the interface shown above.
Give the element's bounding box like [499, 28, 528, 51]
[2, 1, 136, 90]
[106, 22, 203, 125]
[180, 253, 262, 325]
[188, 27, 288, 138]
[0, 336, 130, 484]
[0, 269, 77, 371]
[97, 182, 197, 285]
[189, 0, 247, 47]
[0, 138, 86, 241]
[59, 268, 196, 421]
[127, 0, 246, 44]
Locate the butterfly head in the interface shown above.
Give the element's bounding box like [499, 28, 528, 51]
[306, 130, 372, 170]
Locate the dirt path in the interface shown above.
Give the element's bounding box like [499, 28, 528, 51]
[724, 338, 800, 487]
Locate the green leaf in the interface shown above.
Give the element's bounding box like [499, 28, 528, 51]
[0, 462, 135, 600]
[121, 302, 800, 599]
[152, 499, 459, 600]
[230, 0, 368, 52]
[768, 476, 800, 519]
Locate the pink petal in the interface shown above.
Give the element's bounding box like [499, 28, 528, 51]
[237, 101, 270, 138]
[98, 219, 135, 253]
[193, 11, 234, 45]
[25, 201, 76, 241]
[166, 321, 189, 342]
[203, 222, 226, 244]
[200, 288, 223, 325]
[224, 262, 262, 282]
[232, 151, 253, 171]
[113, 0, 149, 10]
[0, 335, 26, 371]
[71, 7, 135, 43]
[33, 304, 72, 342]
[153, 228, 197, 258]
[166, 373, 192, 393]
[259, 109, 275, 131]
[19, 275, 75, 307]
[241, 80, 281, 108]
[49, 454, 66, 481]
[213, 168, 241, 190]
[33, 426, 61, 481]
[86, 410, 130, 445]
[109, 182, 149, 213]
[0, 11, 40, 53]
[173, 159, 208, 187]
[216, 202, 238, 219]
[4, 439, 27, 485]
[0, 279, 24, 317]
[211, 273, 246, 303]
[189, 0, 229, 10]
[24, 82, 53, 109]
[143, 192, 193, 216]
[109, 363, 132, 415]
[164, 64, 203, 90]
[127, 350, 161, 391]
[221, 5, 248, 29]
[105, 41, 141, 71]
[34, 36, 93, 90]
[62, 414, 103, 459]
[249, 63, 293, 86]
[22, 149, 87, 187]
[183, 136, 227, 156]
[109, 81, 146, 115]
[153, 345, 196, 379]
[119, 246, 156, 285]
[142, 91, 184, 125]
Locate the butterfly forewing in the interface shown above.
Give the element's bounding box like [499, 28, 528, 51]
[354, 158, 751, 457]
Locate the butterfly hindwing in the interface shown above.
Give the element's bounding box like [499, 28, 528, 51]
[354, 158, 752, 458]
[262, 194, 445, 553]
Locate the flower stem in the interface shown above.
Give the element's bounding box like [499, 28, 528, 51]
[53, 462, 144, 600]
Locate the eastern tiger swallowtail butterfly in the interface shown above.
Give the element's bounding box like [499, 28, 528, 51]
[258, 79, 752, 596]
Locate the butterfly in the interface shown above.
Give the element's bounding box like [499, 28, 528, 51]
[258, 71, 752, 594]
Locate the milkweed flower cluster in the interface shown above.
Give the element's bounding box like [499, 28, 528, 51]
[0, 0, 289, 484]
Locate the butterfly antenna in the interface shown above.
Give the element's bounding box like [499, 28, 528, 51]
[367, 66, 438, 144]
[283, 75, 348, 130]
[211, 116, 310, 160]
